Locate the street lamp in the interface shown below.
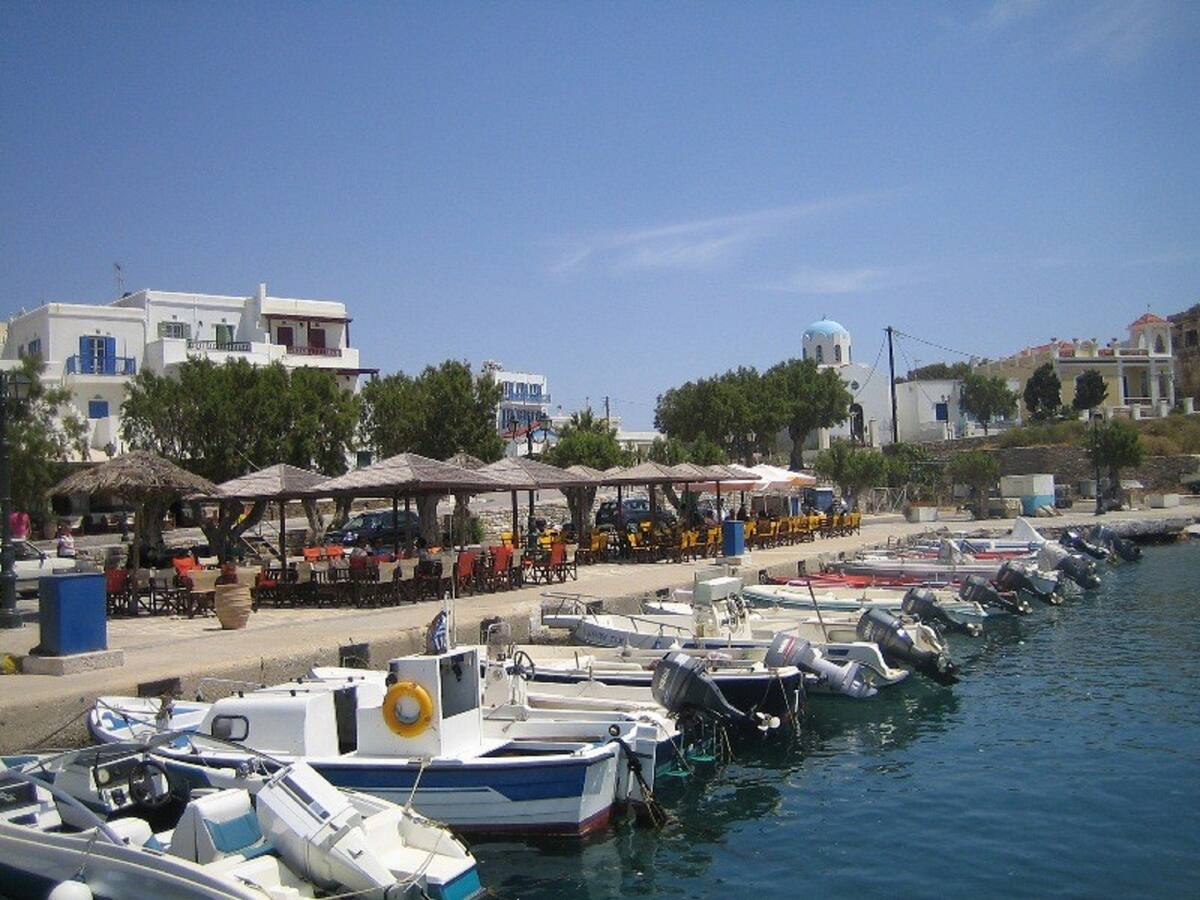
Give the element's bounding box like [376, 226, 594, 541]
[0, 368, 33, 629]
[1091, 411, 1104, 517]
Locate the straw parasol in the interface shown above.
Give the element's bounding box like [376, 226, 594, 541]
[52, 451, 218, 570]
[312, 453, 506, 553]
[214, 464, 329, 565]
[480, 457, 596, 542]
[601, 462, 692, 533]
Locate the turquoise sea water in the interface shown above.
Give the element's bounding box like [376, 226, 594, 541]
[473, 542, 1200, 898]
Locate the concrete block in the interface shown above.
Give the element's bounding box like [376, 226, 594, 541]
[905, 505, 938, 523]
[22, 648, 125, 676]
[1147, 493, 1180, 508]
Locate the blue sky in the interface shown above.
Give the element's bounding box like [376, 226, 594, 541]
[2, 1, 1197, 428]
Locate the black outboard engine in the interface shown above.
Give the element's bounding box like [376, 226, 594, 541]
[765, 633, 875, 699]
[651, 651, 756, 725]
[960, 573, 1031, 615]
[901, 587, 981, 636]
[1056, 552, 1102, 590]
[1061, 528, 1109, 560]
[856, 608, 958, 685]
[995, 560, 1061, 605]
[1089, 525, 1142, 562]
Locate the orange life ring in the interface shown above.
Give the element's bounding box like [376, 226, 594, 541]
[381, 681, 434, 737]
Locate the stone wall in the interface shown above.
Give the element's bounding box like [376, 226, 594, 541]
[926, 442, 1199, 492]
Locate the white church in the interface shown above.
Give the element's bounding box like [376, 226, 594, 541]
[800, 318, 970, 452]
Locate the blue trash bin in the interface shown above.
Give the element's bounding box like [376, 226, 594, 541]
[721, 520, 745, 557]
[38, 572, 107, 656]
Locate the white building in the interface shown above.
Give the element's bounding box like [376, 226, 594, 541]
[800, 318, 971, 451]
[1, 283, 374, 458]
[481, 361, 552, 439]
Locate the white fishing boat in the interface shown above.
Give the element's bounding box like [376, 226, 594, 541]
[89, 648, 626, 836]
[742, 582, 989, 632]
[1, 736, 482, 900]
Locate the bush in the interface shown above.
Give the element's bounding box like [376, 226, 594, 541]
[1140, 434, 1181, 456]
[995, 420, 1086, 448]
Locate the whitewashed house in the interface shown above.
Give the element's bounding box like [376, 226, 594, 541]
[1, 283, 375, 459]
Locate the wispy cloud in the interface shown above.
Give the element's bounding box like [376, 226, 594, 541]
[764, 265, 913, 296]
[550, 191, 888, 275]
[1121, 249, 1200, 268]
[981, 0, 1177, 67]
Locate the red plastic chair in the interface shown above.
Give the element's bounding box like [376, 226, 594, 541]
[455, 551, 477, 596]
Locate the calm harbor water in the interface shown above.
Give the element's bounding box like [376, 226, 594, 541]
[472, 542, 1200, 899]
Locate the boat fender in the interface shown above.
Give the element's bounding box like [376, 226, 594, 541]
[856, 608, 959, 685]
[49, 881, 94, 900]
[382, 681, 434, 737]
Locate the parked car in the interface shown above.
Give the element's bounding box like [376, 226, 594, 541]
[13, 541, 77, 596]
[595, 499, 677, 530]
[326, 509, 421, 548]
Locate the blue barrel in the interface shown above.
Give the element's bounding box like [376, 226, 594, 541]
[37, 572, 107, 656]
[721, 520, 745, 557]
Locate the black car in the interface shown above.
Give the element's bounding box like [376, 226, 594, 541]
[327, 509, 420, 547]
[595, 498, 677, 530]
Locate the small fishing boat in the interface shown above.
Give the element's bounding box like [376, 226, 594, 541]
[89, 648, 627, 836]
[742, 582, 989, 632]
[1, 735, 482, 900]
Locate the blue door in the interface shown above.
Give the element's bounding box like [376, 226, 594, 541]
[79, 336, 116, 374]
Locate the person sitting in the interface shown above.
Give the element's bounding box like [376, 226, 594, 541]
[56, 523, 76, 558]
[736, 505, 749, 521]
[349, 537, 373, 559]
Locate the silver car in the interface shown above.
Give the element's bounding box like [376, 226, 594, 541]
[12, 541, 77, 596]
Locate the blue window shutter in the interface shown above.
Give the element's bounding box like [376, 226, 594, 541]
[88, 400, 109, 419]
[103, 337, 116, 374]
[79, 336, 93, 373]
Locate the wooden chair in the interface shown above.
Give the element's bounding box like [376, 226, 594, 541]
[486, 546, 515, 591]
[104, 568, 132, 617]
[454, 551, 478, 596]
[555, 543, 578, 582]
[302, 546, 323, 563]
[325, 544, 345, 560]
[186, 568, 220, 617]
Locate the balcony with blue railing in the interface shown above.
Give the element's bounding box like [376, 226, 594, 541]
[65, 355, 137, 376]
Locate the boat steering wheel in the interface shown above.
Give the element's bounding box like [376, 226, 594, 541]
[511, 650, 536, 682]
[127, 759, 173, 809]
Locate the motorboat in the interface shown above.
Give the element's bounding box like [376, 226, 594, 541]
[541, 583, 913, 693]
[742, 581, 989, 633]
[89, 648, 628, 836]
[0, 735, 482, 899]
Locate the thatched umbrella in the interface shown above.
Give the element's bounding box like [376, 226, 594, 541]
[480, 457, 595, 545]
[603, 461, 692, 532]
[213, 464, 329, 564]
[311, 453, 505, 553]
[53, 451, 218, 570]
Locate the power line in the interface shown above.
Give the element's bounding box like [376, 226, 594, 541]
[891, 328, 981, 361]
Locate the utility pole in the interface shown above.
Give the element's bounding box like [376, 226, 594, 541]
[604, 395, 610, 427]
[886, 326, 899, 445]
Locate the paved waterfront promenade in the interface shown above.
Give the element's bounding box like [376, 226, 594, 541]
[0, 506, 1193, 754]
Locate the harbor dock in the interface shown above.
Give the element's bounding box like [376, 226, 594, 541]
[1, 505, 1193, 755]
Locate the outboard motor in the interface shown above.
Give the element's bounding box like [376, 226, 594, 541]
[901, 587, 981, 636]
[1061, 528, 1109, 560]
[1089, 525, 1142, 562]
[959, 573, 1031, 615]
[995, 560, 1061, 605]
[1056, 552, 1102, 590]
[765, 633, 875, 699]
[651, 651, 757, 725]
[856, 609, 958, 685]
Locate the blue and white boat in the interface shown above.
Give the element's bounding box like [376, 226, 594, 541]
[89, 648, 628, 836]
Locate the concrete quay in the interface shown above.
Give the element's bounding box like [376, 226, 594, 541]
[0, 505, 1194, 755]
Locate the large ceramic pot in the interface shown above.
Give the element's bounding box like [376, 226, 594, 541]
[214, 582, 253, 630]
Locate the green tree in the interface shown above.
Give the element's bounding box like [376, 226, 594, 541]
[358, 360, 503, 542]
[882, 442, 940, 501]
[1023, 363, 1062, 421]
[960, 371, 1018, 435]
[1086, 419, 1144, 505]
[896, 361, 971, 383]
[1072, 369, 1108, 413]
[647, 436, 690, 466]
[544, 408, 630, 534]
[358, 360, 503, 462]
[121, 358, 359, 483]
[654, 367, 780, 465]
[813, 440, 887, 509]
[6, 356, 87, 528]
[946, 450, 999, 519]
[763, 359, 852, 469]
[687, 435, 727, 465]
